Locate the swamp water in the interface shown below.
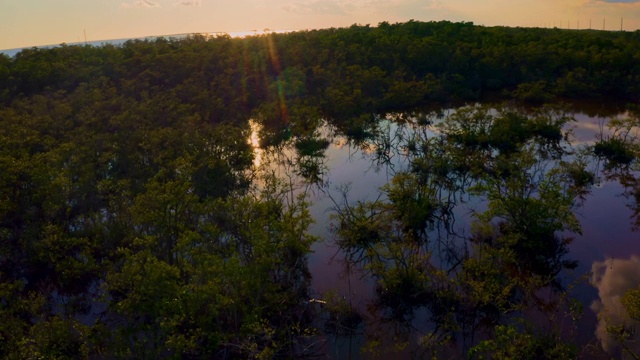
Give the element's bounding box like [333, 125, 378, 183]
[251, 104, 640, 358]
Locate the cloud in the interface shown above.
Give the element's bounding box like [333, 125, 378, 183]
[280, 0, 346, 15]
[426, 0, 444, 9]
[591, 255, 640, 356]
[121, 0, 160, 8]
[389, 0, 456, 19]
[280, 0, 405, 15]
[280, 0, 452, 18]
[174, 0, 202, 6]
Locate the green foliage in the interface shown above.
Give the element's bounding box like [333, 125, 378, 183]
[512, 81, 553, 103]
[16, 316, 92, 360]
[594, 116, 640, 166]
[322, 291, 364, 336]
[601, 286, 640, 360]
[100, 176, 317, 358]
[622, 287, 640, 322]
[468, 324, 577, 360]
[594, 137, 636, 166]
[0, 51, 316, 355]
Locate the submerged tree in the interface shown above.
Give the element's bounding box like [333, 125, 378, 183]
[331, 105, 592, 357]
[591, 111, 640, 358]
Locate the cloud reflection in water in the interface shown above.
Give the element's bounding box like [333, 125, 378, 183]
[591, 255, 640, 356]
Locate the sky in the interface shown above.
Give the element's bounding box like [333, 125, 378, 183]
[1, 0, 639, 50]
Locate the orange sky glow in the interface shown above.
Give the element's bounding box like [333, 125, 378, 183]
[1, 0, 639, 50]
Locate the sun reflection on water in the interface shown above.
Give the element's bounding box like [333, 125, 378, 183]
[248, 119, 263, 168]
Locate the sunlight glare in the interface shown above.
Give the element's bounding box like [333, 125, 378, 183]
[248, 119, 263, 168]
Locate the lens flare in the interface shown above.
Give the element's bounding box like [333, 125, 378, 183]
[266, 34, 289, 126]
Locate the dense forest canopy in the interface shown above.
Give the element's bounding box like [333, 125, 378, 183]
[2, 21, 640, 110]
[1, 20, 640, 358]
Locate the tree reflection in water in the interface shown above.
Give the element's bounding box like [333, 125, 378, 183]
[591, 110, 640, 359]
[253, 103, 640, 358]
[330, 104, 594, 358]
